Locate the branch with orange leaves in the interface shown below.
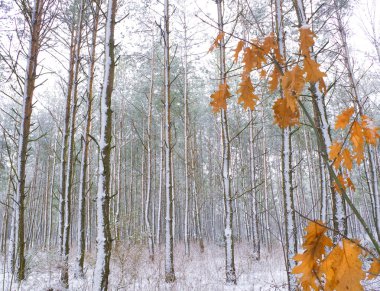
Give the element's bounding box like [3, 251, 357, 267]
[298, 100, 380, 256]
[291, 219, 379, 290]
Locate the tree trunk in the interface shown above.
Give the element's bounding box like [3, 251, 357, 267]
[183, 12, 190, 257]
[163, 0, 175, 283]
[249, 110, 260, 259]
[60, 1, 85, 286]
[275, 0, 297, 289]
[216, 0, 236, 284]
[93, 0, 116, 289]
[75, 0, 99, 277]
[58, 12, 78, 274]
[9, 0, 44, 281]
[145, 31, 155, 261]
[156, 116, 164, 245]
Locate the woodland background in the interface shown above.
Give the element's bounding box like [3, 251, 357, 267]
[0, 0, 379, 290]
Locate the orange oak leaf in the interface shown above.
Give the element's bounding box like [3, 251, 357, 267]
[281, 65, 305, 110]
[260, 69, 267, 78]
[346, 177, 355, 191]
[329, 141, 342, 160]
[284, 94, 298, 114]
[292, 221, 333, 290]
[329, 141, 343, 168]
[335, 107, 354, 130]
[318, 78, 327, 94]
[242, 47, 255, 75]
[233, 40, 244, 63]
[262, 33, 277, 55]
[350, 121, 365, 164]
[334, 174, 346, 194]
[361, 115, 380, 145]
[333, 174, 354, 194]
[268, 67, 281, 93]
[251, 42, 267, 69]
[242, 42, 267, 75]
[350, 121, 364, 148]
[319, 239, 365, 291]
[273, 97, 300, 128]
[304, 57, 326, 83]
[342, 148, 353, 171]
[368, 257, 380, 280]
[237, 76, 259, 110]
[209, 32, 224, 53]
[299, 26, 316, 57]
[210, 82, 231, 112]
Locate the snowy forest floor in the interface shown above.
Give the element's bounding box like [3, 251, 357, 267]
[0, 242, 289, 290]
[3, 242, 380, 290]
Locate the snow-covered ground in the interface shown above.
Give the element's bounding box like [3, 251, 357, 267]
[0, 243, 288, 290]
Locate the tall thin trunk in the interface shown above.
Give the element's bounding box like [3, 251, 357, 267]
[145, 31, 155, 261]
[61, 1, 84, 286]
[9, 0, 44, 281]
[215, 0, 236, 284]
[115, 124, 122, 242]
[183, 11, 190, 257]
[261, 106, 271, 248]
[163, 0, 175, 283]
[190, 133, 204, 252]
[249, 110, 260, 259]
[1, 167, 12, 254]
[93, 0, 116, 289]
[59, 24, 76, 264]
[156, 116, 164, 245]
[275, 0, 297, 289]
[75, 0, 100, 277]
[43, 155, 51, 249]
[48, 135, 58, 250]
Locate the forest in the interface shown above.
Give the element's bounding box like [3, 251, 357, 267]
[0, 0, 379, 290]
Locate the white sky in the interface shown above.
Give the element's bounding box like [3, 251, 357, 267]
[0, 0, 379, 110]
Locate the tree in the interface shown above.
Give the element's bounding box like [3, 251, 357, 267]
[145, 29, 155, 262]
[212, 0, 237, 284]
[75, 0, 100, 278]
[163, 0, 175, 283]
[60, 0, 85, 286]
[274, 1, 297, 288]
[331, 0, 379, 240]
[8, 0, 55, 281]
[93, 0, 116, 289]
